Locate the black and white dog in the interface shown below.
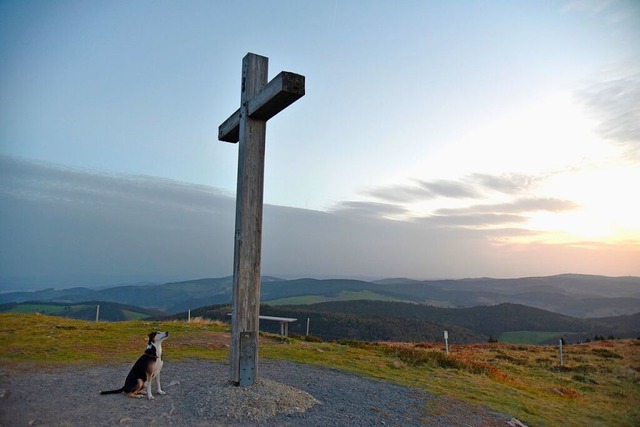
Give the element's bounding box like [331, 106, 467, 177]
[100, 331, 169, 400]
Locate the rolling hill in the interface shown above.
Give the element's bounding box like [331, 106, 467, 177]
[1, 274, 638, 317]
[0, 301, 164, 321]
[169, 301, 640, 344]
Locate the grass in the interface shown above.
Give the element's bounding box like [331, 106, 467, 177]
[0, 313, 229, 365]
[499, 331, 567, 345]
[2, 303, 151, 321]
[1, 313, 638, 426]
[6, 303, 69, 315]
[265, 290, 408, 305]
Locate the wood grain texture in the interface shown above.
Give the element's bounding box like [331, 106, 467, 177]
[219, 71, 305, 142]
[229, 53, 268, 385]
[219, 53, 305, 385]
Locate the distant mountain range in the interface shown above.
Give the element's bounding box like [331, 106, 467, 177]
[2, 274, 638, 318]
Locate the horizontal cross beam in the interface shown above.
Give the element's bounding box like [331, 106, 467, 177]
[218, 71, 305, 142]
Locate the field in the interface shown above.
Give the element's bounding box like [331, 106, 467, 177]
[265, 290, 409, 305]
[0, 302, 154, 321]
[499, 331, 567, 345]
[0, 313, 638, 426]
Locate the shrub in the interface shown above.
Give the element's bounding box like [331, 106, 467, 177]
[379, 343, 507, 380]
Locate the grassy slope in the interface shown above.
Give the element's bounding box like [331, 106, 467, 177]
[0, 313, 638, 426]
[499, 331, 568, 345]
[265, 290, 410, 305]
[0, 301, 163, 321]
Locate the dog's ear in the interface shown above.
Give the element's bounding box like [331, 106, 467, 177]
[148, 331, 157, 342]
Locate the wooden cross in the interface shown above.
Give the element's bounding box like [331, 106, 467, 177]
[218, 53, 305, 386]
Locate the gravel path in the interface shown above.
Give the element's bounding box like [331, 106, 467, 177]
[0, 359, 515, 426]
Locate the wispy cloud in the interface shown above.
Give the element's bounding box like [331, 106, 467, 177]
[469, 173, 539, 194]
[435, 197, 580, 216]
[578, 67, 640, 161]
[425, 213, 528, 227]
[366, 184, 432, 203]
[367, 172, 541, 205]
[563, 0, 614, 15]
[332, 201, 408, 218]
[417, 179, 480, 199]
[422, 197, 580, 229]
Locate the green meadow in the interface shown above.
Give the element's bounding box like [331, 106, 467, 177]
[265, 290, 409, 305]
[499, 331, 567, 345]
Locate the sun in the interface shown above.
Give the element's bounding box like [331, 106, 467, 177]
[527, 165, 640, 244]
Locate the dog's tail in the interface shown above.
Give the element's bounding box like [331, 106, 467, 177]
[99, 387, 124, 395]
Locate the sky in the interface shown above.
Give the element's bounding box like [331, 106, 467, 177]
[1, 0, 639, 290]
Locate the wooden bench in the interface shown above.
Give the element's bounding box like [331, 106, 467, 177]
[259, 315, 297, 338]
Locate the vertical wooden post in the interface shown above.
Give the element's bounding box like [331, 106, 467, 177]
[306, 317, 310, 336]
[444, 330, 449, 355]
[188, 310, 191, 323]
[559, 339, 564, 368]
[95, 304, 100, 322]
[230, 53, 269, 386]
[219, 52, 304, 386]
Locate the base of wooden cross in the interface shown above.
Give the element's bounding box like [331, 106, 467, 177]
[238, 331, 257, 386]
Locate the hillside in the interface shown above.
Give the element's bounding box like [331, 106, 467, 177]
[168, 300, 640, 344]
[286, 300, 639, 343]
[2, 273, 639, 317]
[180, 303, 487, 343]
[0, 277, 234, 313]
[373, 274, 640, 317]
[0, 301, 164, 321]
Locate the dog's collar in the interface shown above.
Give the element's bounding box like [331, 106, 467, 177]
[144, 352, 161, 360]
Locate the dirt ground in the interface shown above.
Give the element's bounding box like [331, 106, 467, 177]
[0, 359, 519, 426]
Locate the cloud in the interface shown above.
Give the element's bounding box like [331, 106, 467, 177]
[563, 0, 614, 15]
[423, 197, 579, 228]
[418, 179, 480, 198]
[1, 156, 637, 290]
[366, 184, 432, 203]
[435, 197, 580, 216]
[367, 177, 481, 203]
[469, 173, 538, 194]
[367, 172, 542, 206]
[0, 156, 236, 288]
[331, 201, 408, 218]
[425, 213, 528, 227]
[578, 66, 640, 160]
[0, 156, 534, 287]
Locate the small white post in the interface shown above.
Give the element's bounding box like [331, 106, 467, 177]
[306, 318, 310, 336]
[444, 330, 449, 355]
[559, 338, 564, 368]
[95, 305, 100, 322]
[188, 310, 191, 323]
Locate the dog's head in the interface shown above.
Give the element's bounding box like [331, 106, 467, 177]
[148, 331, 169, 344]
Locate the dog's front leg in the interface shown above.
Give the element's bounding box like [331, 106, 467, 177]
[145, 380, 154, 400]
[155, 371, 166, 395]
